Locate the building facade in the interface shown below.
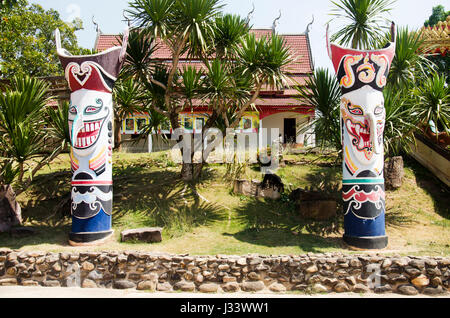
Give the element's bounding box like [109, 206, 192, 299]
[95, 27, 316, 153]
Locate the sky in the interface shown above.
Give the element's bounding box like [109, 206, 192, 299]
[33, 0, 446, 71]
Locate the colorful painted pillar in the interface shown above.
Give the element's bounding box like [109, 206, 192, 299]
[327, 23, 396, 249]
[55, 29, 128, 245]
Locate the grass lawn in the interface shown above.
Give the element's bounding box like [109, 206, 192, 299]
[1, 150, 449, 256]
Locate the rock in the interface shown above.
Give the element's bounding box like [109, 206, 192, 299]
[349, 259, 362, 268]
[322, 277, 338, 286]
[174, 281, 195, 292]
[411, 274, 429, 288]
[425, 259, 437, 267]
[353, 284, 370, 293]
[194, 273, 204, 283]
[409, 260, 425, 269]
[374, 284, 392, 293]
[137, 280, 156, 291]
[156, 282, 172, 292]
[237, 258, 247, 266]
[222, 276, 236, 283]
[381, 259, 392, 268]
[218, 264, 230, 271]
[345, 276, 357, 286]
[42, 280, 60, 287]
[248, 272, 260, 280]
[234, 177, 282, 200]
[423, 286, 446, 295]
[405, 267, 422, 277]
[311, 283, 328, 293]
[21, 280, 39, 286]
[113, 280, 136, 289]
[120, 227, 163, 243]
[269, 282, 286, 292]
[52, 262, 61, 272]
[427, 268, 441, 276]
[397, 285, 418, 296]
[305, 264, 318, 273]
[0, 278, 17, 285]
[199, 283, 219, 293]
[81, 261, 95, 271]
[292, 284, 308, 291]
[384, 156, 404, 190]
[241, 281, 265, 292]
[222, 282, 240, 292]
[81, 279, 98, 288]
[334, 282, 350, 293]
[87, 270, 103, 281]
[431, 276, 442, 287]
[393, 257, 410, 267]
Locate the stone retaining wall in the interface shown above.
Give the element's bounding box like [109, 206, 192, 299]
[0, 248, 448, 295]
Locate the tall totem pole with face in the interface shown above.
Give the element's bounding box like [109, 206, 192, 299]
[327, 23, 396, 249]
[55, 29, 128, 245]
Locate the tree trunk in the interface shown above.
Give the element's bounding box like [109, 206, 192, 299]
[0, 184, 22, 232]
[384, 156, 404, 190]
[114, 118, 122, 151]
[181, 162, 203, 182]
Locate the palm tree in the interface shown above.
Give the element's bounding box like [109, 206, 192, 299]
[382, 86, 417, 156]
[295, 68, 342, 151]
[125, 1, 292, 181]
[112, 77, 145, 150]
[329, 0, 396, 49]
[0, 75, 64, 196]
[0, 76, 51, 185]
[387, 26, 432, 90]
[412, 73, 450, 141]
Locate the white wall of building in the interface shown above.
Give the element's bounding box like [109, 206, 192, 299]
[260, 112, 314, 146]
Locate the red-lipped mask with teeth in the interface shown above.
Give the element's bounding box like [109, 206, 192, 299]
[341, 86, 385, 164]
[68, 90, 111, 157]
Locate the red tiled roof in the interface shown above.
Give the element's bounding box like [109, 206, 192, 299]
[95, 34, 121, 52]
[95, 29, 313, 75]
[94, 29, 314, 113]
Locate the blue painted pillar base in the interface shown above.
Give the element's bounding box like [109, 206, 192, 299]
[343, 234, 388, 249]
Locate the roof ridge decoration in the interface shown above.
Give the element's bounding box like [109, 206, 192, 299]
[272, 10, 281, 33]
[305, 15, 314, 34]
[246, 3, 255, 26]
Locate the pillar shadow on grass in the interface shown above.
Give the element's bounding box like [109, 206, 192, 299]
[228, 197, 347, 253]
[112, 169, 226, 239]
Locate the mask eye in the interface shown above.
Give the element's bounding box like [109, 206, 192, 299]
[347, 103, 364, 116]
[84, 106, 102, 114]
[69, 106, 77, 114]
[374, 106, 384, 115]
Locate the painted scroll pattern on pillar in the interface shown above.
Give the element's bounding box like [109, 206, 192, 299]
[327, 23, 396, 248]
[55, 29, 127, 244]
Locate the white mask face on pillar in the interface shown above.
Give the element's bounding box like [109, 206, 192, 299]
[68, 90, 112, 158]
[341, 86, 385, 165]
